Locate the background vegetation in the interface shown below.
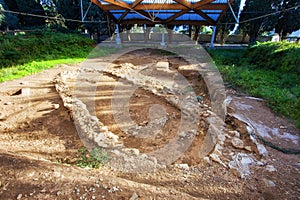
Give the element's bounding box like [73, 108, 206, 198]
[0, 31, 117, 82]
[208, 41, 300, 128]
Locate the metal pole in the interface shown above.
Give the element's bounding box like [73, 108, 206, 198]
[80, 0, 83, 22]
[115, 24, 121, 46]
[210, 26, 216, 48]
[160, 25, 166, 47]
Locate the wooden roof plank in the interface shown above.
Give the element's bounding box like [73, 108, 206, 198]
[165, 9, 189, 23]
[92, 0, 233, 25]
[101, 4, 228, 11]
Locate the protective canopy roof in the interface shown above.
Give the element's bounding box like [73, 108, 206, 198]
[91, 0, 234, 25]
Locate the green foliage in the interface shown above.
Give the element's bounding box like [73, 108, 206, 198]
[76, 147, 109, 169]
[245, 41, 300, 74]
[0, 31, 116, 82]
[207, 48, 245, 66]
[208, 42, 300, 128]
[275, 0, 300, 37]
[0, 31, 95, 67]
[0, 0, 19, 30]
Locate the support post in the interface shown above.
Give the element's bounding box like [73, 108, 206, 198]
[160, 25, 166, 47]
[210, 26, 216, 48]
[80, 0, 83, 22]
[115, 24, 122, 46]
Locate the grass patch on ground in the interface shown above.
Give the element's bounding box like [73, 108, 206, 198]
[208, 42, 300, 128]
[0, 58, 84, 82]
[76, 147, 109, 169]
[0, 31, 117, 82]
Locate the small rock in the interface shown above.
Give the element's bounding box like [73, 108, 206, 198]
[52, 104, 60, 109]
[20, 81, 28, 85]
[203, 113, 210, 118]
[57, 191, 62, 196]
[4, 102, 12, 105]
[262, 178, 276, 187]
[228, 153, 255, 179]
[179, 131, 186, 138]
[218, 134, 226, 144]
[0, 113, 6, 120]
[231, 137, 244, 149]
[196, 96, 203, 102]
[244, 146, 252, 151]
[100, 126, 108, 132]
[203, 156, 211, 165]
[175, 163, 189, 171]
[17, 194, 22, 200]
[210, 153, 226, 167]
[228, 130, 240, 138]
[156, 62, 169, 70]
[130, 192, 139, 200]
[266, 165, 276, 172]
[21, 88, 30, 96]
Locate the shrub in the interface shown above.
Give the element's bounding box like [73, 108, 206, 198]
[244, 41, 300, 74]
[0, 31, 96, 68]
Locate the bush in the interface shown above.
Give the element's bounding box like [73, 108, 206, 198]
[0, 31, 96, 68]
[244, 41, 300, 74]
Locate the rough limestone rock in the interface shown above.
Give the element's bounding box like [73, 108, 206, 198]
[155, 61, 169, 70]
[231, 137, 244, 149]
[228, 153, 255, 179]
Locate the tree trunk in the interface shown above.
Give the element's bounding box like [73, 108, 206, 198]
[241, 32, 247, 43]
[249, 33, 258, 45]
[188, 25, 192, 38]
[193, 26, 200, 41]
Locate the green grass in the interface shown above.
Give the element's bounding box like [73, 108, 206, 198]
[0, 58, 84, 82]
[76, 147, 109, 169]
[0, 31, 117, 82]
[208, 42, 300, 128]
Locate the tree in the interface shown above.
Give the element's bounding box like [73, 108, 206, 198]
[217, 0, 240, 45]
[239, 0, 277, 44]
[54, 0, 81, 30]
[0, 0, 19, 30]
[274, 0, 300, 37]
[3, 0, 45, 28]
[40, 0, 63, 27]
[82, 2, 107, 40]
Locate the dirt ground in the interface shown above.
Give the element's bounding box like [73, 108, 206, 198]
[0, 49, 299, 200]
